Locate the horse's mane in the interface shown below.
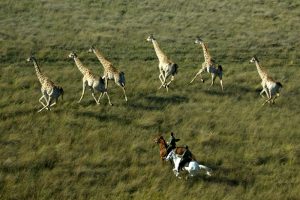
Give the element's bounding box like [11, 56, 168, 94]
[159, 136, 168, 149]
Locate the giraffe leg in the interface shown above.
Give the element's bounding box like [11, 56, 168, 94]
[37, 95, 49, 112]
[97, 93, 103, 102]
[218, 73, 224, 92]
[166, 74, 175, 86]
[272, 95, 278, 104]
[158, 73, 166, 89]
[220, 79, 224, 92]
[190, 68, 205, 84]
[104, 92, 113, 106]
[261, 88, 271, 105]
[260, 89, 267, 98]
[91, 90, 100, 105]
[78, 80, 87, 103]
[263, 90, 273, 105]
[39, 95, 47, 108]
[38, 97, 52, 112]
[105, 75, 109, 90]
[209, 74, 216, 89]
[158, 73, 165, 89]
[49, 96, 59, 108]
[164, 74, 175, 92]
[46, 97, 53, 111]
[159, 73, 168, 91]
[121, 86, 128, 101]
[38, 105, 48, 112]
[49, 102, 57, 107]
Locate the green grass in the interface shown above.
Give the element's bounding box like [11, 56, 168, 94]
[0, 0, 300, 199]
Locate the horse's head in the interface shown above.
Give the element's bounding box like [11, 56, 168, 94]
[154, 136, 164, 144]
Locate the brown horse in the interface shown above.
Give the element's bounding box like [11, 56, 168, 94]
[154, 136, 196, 161]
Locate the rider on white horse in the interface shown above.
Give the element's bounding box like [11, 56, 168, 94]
[178, 145, 192, 172]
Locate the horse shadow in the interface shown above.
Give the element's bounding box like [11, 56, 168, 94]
[184, 165, 255, 189]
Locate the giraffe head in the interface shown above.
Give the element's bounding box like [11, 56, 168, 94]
[250, 56, 259, 63]
[88, 45, 95, 53]
[68, 52, 77, 59]
[146, 34, 155, 42]
[26, 55, 36, 62]
[194, 37, 204, 45]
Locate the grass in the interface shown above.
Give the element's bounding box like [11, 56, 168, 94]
[0, 0, 300, 199]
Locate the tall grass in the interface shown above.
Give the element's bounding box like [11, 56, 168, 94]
[0, 0, 299, 199]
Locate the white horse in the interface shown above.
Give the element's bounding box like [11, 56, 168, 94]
[166, 150, 212, 179]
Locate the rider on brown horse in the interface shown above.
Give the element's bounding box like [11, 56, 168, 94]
[166, 132, 180, 155]
[154, 135, 196, 161]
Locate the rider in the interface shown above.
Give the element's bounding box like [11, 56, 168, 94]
[166, 132, 179, 155]
[178, 145, 192, 172]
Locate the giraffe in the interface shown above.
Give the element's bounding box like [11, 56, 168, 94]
[146, 34, 178, 91]
[68, 52, 112, 106]
[88, 46, 127, 101]
[190, 37, 224, 91]
[250, 56, 283, 105]
[26, 56, 64, 112]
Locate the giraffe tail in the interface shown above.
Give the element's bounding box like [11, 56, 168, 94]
[59, 87, 64, 100]
[218, 65, 223, 72]
[276, 82, 283, 88]
[172, 63, 178, 75]
[119, 71, 126, 87]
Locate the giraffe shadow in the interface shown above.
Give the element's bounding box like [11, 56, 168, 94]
[75, 111, 133, 124]
[128, 95, 189, 111]
[203, 84, 253, 97]
[145, 95, 189, 104]
[0, 109, 35, 121]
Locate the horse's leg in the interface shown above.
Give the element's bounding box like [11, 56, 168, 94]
[199, 164, 212, 176]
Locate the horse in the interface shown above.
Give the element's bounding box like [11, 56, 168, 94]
[153, 136, 196, 161]
[166, 150, 212, 179]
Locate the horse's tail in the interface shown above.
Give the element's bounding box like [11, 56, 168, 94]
[198, 164, 212, 176]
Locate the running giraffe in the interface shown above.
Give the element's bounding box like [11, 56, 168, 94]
[68, 52, 112, 106]
[146, 34, 178, 91]
[250, 56, 283, 105]
[26, 56, 64, 112]
[190, 37, 224, 91]
[88, 46, 127, 101]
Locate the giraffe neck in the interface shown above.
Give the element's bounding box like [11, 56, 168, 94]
[200, 43, 212, 63]
[73, 57, 89, 75]
[32, 58, 45, 84]
[152, 40, 168, 63]
[254, 61, 267, 80]
[93, 49, 111, 70]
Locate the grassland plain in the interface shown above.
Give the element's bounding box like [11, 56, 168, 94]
[0, 0, 300, 199]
